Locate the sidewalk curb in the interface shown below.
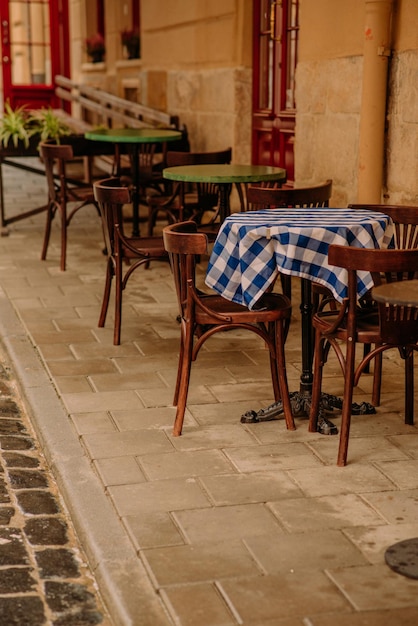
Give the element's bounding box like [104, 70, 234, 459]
[0, 289, 172, 626]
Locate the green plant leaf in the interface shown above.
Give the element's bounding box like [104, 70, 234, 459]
[0, 101, 32, 148]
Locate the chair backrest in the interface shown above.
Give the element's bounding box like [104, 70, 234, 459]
[139, 142, 156, 169]
[246, 179, 333, 210]
[39, 142, 75, 201]
[376, 287, 418, 346]
[162, 221, 209, 314]
[348, 204, 418, 250]
[166, 148, 233, 217]
[166, 148, 232, 167]
[39, 142, 74, 162]
[328, 245, 418, 345]
[93, 178, 131, 255]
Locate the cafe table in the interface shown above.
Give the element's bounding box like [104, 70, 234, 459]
[85, 127, 182, 235]
[205, 206, 395, 434]
[371, 278, 418, 580]
[163, 163, 286, 223]
[373, 279, 418, 307]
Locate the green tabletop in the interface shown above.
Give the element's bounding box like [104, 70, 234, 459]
[85, 128, 182, 144]
[163, 163, 286, 184]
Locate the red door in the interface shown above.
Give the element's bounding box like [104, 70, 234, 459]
[252, 0, 299, 185]
[0, 0, 70, 110]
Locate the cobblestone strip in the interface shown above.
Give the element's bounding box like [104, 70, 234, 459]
[0, 358, 111, 626]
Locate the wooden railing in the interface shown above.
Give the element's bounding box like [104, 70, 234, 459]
[0, 77, 184, 232]
[54, 75, 180, 131]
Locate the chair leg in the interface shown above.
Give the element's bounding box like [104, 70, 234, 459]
[371, 351, 383, 407]
[267, 323, 281, 402]
[41, 202, 54, 261]
[274, 321, 295, 431]
[60, 206, 68, 272]
[172, 324, 194, 436]
[98, 259, 113, 329]
[308, 332, 325, 433]
[147, 207, 156, 236]
[173, 322, 185, 406]
[113, 256, 123, 345]
[404, 350, 414, 425]
[337, 340, 356, 467]
[363, 343, 371, 373]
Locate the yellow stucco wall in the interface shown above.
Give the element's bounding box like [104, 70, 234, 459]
[141, 0, 252, 68]
[299, 0, 418, 59]
[71, 0, 417, 203]
[393, 0, 418, 50]
[299, 0, 364, 60]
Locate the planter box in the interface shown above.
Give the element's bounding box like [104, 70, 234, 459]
[0, 133, 114, 232]
[0, 134, 41, 158]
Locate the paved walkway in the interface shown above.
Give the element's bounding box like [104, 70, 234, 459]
[0, 157, 418, 626]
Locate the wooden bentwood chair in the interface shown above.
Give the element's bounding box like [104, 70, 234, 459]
[348, 204, 418, 377]
[40, 141, 100, 271]
[147, 148, 233, 235]
[308, 246, 418, 466]
[245, 179, 333, 211]
[93, 178, 169, 345]
[162, 220, 295, 436]
[245, 180, 333, 301]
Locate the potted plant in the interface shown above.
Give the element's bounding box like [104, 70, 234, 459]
[0, 102, 35, 150]
[121, 28, 140, 59]
[0, 103, 77, 156]
[30, 107, 72, 144]
[86, 33, 105, 63]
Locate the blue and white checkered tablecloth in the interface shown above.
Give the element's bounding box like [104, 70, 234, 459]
[205, 208, 394, 310]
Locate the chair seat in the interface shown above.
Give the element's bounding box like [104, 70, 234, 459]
[67, 188, 95, 203]
[195, 293, 291, 324]
[313, 308, 380, 342]
[124, 236, 168, 257]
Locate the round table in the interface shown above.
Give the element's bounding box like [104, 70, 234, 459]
[373, 279, 418, 306]
[373, 278, 418, 580]
[163, 163, 287, 223]
[85, 128, 182, 235]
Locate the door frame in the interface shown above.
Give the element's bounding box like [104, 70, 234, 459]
[0, 0, 70, 110]
[252, 0, 298, 184]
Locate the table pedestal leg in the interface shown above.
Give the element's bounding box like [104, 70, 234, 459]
[385, 538, 418, 579]
[218, 183, 232, 223]
[131, 145, 140, 237]
[241, 278, 375, 434]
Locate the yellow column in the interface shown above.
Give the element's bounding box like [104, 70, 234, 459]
[357, 0, 394, 203]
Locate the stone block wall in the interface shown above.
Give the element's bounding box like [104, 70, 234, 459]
[295, 56, 363, 207]
[295, 50, 418, 207]
[385, 50, 418, 205]
[141, 66, 252, 164]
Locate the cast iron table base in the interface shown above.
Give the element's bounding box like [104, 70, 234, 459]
[241, 390, 376, 435]
[385, 538, 418, 579]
